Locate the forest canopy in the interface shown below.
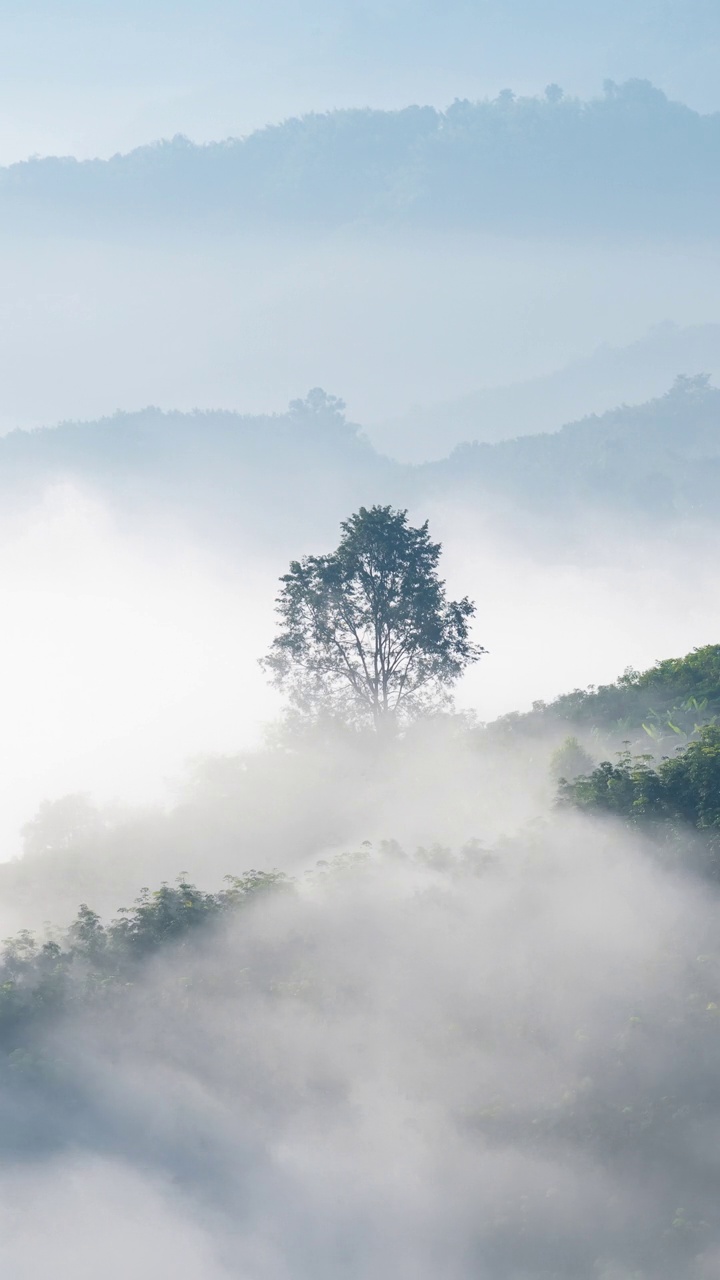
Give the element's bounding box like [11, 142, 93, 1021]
[494, 643, 720, 750]
[2, 81, 720, 236]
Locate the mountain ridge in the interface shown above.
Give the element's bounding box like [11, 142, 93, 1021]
[0, 377, 718, 550]
[2, 81, 720, 236]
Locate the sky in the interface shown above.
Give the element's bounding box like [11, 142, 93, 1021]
[0, 0, 719, 163]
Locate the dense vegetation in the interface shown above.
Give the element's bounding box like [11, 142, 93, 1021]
[559, 725, 720, 864]
[0, 869, 287, 1053]
[495, 643, 720, 751]
[3, 80, 720, 236]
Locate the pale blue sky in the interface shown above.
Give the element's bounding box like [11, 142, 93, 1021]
[0, 0, 718, 162]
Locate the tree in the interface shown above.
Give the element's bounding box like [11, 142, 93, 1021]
[668, 372, 712, 398]
[261, 505, 484, 731]
[288, 388, 347, 420]
[550, 735, 594, 783]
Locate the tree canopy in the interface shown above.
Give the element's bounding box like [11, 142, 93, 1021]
[558, 725, 720, 870]
[494, 643, 720, 751]
[261, 505, 483, 730]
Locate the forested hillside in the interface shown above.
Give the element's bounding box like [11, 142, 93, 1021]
[495, 644, 720, 752]
[560, 724, 720, 855]
[376, 322, 720, 456]
[3, 639, 718, 931]
[1, 375, 718, 549]
[3, 80, 720, 236]
[6, 1, 720, 1272]
[0, 391, 393, 550]
[1, 647, 720, 1277]
[429, 373, 720, 524]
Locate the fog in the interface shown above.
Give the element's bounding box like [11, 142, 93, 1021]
[0, 474, 717, 866]
[2, 818, 720, 1277]
[2, 7, 720, 1277]
[0, 483, 280, 854]
[1, 440, 719, 1272]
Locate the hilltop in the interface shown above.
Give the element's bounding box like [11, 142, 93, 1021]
[425, 373, 720, 525]
[2, 81, 720, 237]
[371, 323, 720, 458]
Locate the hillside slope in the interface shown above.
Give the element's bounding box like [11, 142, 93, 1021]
[493, 643, 720, 753]
[371, 323, 720, 458]
[2, 81, 720, 237]
[424, 375, 720, 525]
[1, 377, 719, 550]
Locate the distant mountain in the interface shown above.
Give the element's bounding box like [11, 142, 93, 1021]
[421, 374, 720, 532]
[2, 81, 720, 237]
[2, 377, 720, 554]
[0, 391, 395, 553]
[370, 323, 720, 460]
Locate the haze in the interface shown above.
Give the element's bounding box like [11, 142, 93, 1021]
[1, 4, 720, 1277]
[3, 230, 720, 437]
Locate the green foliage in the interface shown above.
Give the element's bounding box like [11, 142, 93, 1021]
[262, 505, 484, 729]
[0, 870, 289, 1049]
[500, 644, 720, 749]
[0, 845, 510, 1055]
[558, 725, 720, 860]
[550, 735, 595, 782]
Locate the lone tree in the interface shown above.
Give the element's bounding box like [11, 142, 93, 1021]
[261, 505, 484, 730]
